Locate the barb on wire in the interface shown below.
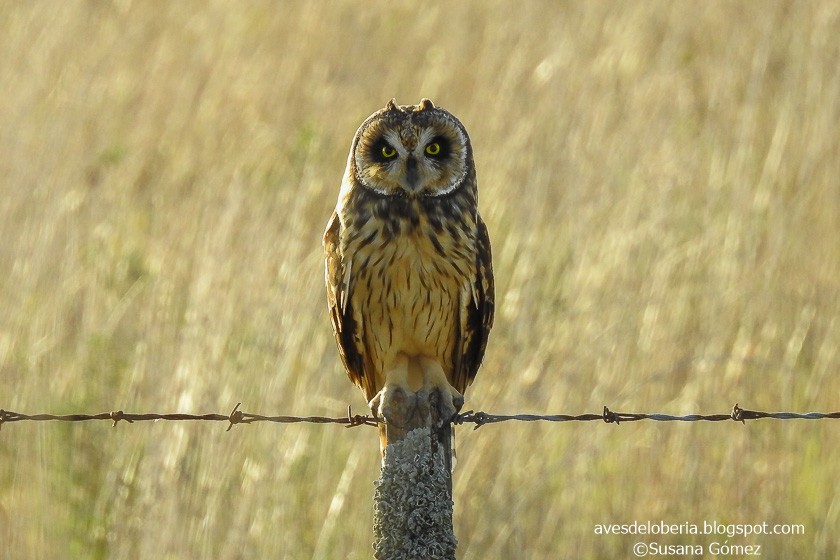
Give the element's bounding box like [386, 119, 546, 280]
[1, 403, 839, 432]
[0, 404, 382, 431]
[453, 403, 840, 429]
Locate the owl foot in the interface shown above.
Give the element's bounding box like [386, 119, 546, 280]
[419, 356, 464, 425]
[425, 383, 464, 427]
[369, 382, 418, 424]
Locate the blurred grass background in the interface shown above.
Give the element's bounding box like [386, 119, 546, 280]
[1, 1, 839, 558]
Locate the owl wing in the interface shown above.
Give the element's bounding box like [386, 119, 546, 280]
[324, 211, 375, 400]
[453, 214, 495, 394]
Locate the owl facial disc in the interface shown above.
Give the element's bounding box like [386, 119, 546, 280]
[349, 99, 472, 199]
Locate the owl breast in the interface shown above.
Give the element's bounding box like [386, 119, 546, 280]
[342, 198, 475, 387]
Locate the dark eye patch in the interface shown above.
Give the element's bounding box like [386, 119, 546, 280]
[424, 136, 450, 159]
[370, 139, 397, 163]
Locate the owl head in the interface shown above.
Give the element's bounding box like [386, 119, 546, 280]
[345, 99, 473, 199]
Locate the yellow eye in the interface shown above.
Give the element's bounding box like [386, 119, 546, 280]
[425, 142, 441, 156]
[381, 145, 397, 158]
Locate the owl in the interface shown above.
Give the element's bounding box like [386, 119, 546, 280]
[324, 98, 494, 452]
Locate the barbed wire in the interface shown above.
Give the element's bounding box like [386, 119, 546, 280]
[1, 403, 838, 432]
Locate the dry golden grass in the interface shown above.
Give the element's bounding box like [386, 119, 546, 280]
[2, 1, 839, 558]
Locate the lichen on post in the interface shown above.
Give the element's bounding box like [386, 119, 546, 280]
[372, 388, 456, 560]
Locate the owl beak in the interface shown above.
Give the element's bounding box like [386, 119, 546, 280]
[404, 156, 419, 192]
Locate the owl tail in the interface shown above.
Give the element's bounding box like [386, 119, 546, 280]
[378, 423, 388, 459]
[450, 427, 457, 471]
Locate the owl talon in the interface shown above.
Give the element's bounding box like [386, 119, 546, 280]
[452, 391, 465, 413]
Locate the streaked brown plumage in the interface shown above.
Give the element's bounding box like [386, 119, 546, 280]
[324, 99, 494, 453]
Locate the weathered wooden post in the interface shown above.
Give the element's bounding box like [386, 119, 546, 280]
[372, 388, 456, 560]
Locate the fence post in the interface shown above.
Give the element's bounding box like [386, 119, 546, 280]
[372, 388, 456, 560]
